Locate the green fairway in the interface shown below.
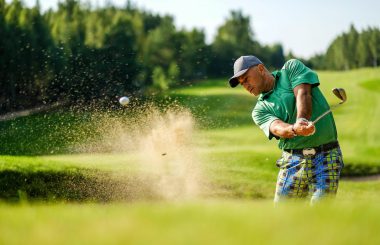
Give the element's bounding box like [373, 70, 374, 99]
[1, 68, 380, 244]
[1, 201, 380, 245]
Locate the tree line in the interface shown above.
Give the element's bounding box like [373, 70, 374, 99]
[1, 1, 379, 113]
[310, 24, 380, 70]
[0, 0, 286, 112]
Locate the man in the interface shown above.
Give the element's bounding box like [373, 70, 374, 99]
[228, 55, 344, 204]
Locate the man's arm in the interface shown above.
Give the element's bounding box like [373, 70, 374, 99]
[293, 84, 312, 120]
[292, 84, 315, 136]
[270, 120, 296, 138]
[269, 84, 315, 138]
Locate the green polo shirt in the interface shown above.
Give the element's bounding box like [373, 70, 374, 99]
[252, 59, 337, 150]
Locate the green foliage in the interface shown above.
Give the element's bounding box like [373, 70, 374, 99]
[151, 62, 180, 91]
[368, 27, 380, 67]
[177, 29, 210, 80]
[259, 43, 286, 69]
[168, 62, 179, 84]
[310, 24, 380, 70]
[152, 66, 168, 90]
[210, 10, 257, 76]
[209, 10, 285, 76]
[0, 2, 288, 113]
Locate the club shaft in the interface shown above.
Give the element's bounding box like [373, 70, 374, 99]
[312, 103, 342, 124]
[313, 109, 332, 124]
[312, 88, 347, 125]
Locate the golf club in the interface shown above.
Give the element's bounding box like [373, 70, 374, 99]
[312, 88, 347, 124]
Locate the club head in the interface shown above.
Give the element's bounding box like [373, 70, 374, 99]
[332, 88, 347, 104]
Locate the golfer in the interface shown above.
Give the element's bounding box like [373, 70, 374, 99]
[229, 56, 344, 204]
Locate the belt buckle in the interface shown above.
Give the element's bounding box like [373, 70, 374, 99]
[302, 148, 316, 156]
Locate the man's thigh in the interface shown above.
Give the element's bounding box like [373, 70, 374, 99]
[274, 153, 310, 202]
[310, 147, 344, 203]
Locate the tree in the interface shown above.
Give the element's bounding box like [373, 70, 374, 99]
[143, 16, 179, 87]
[324, 34, 349, 70]
[268, 43, 285, 69]
[101, 13, 139, 94]
[177, 28, 209, 81]
[308, 54, 325, 70]
[356, 29, 371, 67]
[368, 27, 380, 67]
[347, 24, 359, 69]
[310, 25, 380, 70]
[0, 0, 9, 110]
[3, 0, 26, 110]
[210, 10, 257, 76]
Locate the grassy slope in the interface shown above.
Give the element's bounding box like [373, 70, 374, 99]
[1, 68, 380, 244]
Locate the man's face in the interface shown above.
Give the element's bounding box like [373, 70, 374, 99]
[237, 65, 265, 96]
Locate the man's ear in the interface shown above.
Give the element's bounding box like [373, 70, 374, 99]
[257, 64, 265, 74]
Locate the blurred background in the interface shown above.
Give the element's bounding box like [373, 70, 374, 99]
[1, 0, 379, 113]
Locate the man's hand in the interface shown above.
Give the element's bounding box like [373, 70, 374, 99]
[293, 119, 315, 136]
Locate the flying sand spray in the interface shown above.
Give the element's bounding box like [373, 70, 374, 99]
[78, 99, 205, 200]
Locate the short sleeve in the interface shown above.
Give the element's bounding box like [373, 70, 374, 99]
[282, 59, 320, 89]
[252, 102, 280, 140]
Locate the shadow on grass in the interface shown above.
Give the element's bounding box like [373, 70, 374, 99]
[1, 164, 378, 203]
[0, 169, 159, 203]
[359, 79, 380, 92]
[341, 163, 380, 177]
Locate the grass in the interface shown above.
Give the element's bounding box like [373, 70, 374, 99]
[1, 201, 380, 245]
[1, 68, 380, 244]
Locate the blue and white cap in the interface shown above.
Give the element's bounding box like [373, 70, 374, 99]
[229, 55, 263, 87]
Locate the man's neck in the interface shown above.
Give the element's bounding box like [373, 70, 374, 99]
[264, 75, 275, 92]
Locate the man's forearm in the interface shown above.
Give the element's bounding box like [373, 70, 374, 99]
[269, 84, 314, 139]
[294, 85, 312, 120]
[296, 91, 312, 119]
[270, 118, 315, 138]
[293, 84, 316, 136]
[270, 120, 296, 138]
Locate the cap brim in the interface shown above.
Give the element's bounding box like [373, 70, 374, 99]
[228, 69, 248, 88]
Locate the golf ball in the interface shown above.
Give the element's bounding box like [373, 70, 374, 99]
[119, 96, 130, 106]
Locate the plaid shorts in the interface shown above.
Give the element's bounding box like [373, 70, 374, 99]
[274, 146, 344, 204]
